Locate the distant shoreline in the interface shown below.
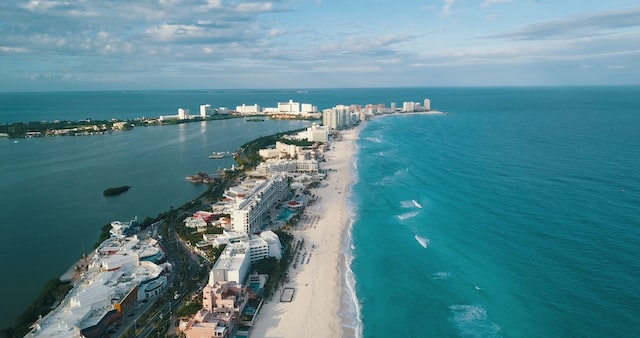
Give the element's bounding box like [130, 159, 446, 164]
[375, 110, 446, 118]
[0, 114, 317, 139]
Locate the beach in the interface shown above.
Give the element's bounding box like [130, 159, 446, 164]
[251, 125, 361, 338]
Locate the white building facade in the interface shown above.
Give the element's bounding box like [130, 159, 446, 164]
[200, 104, 212, 117]
[178, 108, 190, 120]
[278, 100, 300, 114]
[227, 173, 289, 234]
[235, 104, 261, 115]
[307, 124, 328, 143]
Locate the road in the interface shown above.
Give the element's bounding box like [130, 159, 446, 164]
[107, 220, 209, 337]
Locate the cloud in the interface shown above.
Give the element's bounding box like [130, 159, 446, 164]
[482, 0, 511, 8]
[1, 1, 639, 90]
[442, 0, 459, 17]
[410, 34, 640, 68]
[0, 0, 290, 57]
[485, 7, 640, 41]
[316, 34, 419, 57]
[0, 46, 29, 53]
[235, 2, 274, 13]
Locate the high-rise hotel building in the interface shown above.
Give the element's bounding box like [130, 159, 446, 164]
[225, 172, 289, 234]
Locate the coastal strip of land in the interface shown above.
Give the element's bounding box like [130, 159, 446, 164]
[251, 125, 361, 337]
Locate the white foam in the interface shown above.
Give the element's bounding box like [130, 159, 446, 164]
[412, 199, 423, 208]
[400, 200, 414, 208]
[431, 271, 451, 280]
[449, 304, 502, 338]
[414, 235, 430, 248]
[394, 168, 408, 176]
[400, 199, 423, 209]
[397, 211, 419, 221]
[341, 209, 363, 338]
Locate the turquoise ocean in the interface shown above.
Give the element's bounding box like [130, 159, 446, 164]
[346, 87, 640, 337]
[1, 87, 639, 336]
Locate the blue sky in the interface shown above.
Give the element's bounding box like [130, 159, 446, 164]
[1, 0, 639, 91]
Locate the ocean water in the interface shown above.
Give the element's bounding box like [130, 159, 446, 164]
[347, 87, 640, 337]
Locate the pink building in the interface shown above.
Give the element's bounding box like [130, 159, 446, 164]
[180, 281, 249, 338]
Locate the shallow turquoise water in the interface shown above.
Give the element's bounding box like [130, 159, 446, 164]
[349, 87, 640, 337]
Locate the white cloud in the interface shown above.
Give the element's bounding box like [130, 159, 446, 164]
[146, 24, 208, 41]
[0, 46, 29, 53]
[22, 0, 62, 11]
[235, 2, 274, 13]
[442, 0, 459, 17]
[2, 0, 640, 89]
[316, 34, 417, 56]
[205, 0, 223, 9]
[485, 7, 640, 41]
[482, 0, 511, 8]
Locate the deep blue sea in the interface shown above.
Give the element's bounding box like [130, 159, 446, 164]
[347, 87, 640, 337]
[1, 87, 639, 337]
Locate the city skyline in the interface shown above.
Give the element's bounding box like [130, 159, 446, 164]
[1, 0, 639, 91]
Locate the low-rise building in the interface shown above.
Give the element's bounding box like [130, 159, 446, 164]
[209, 245, 250, 284]
[307, 123, 328, 143]
[181, 280, 250, 338]
[255, 159, 319, 174]
[29, 229, 168, 338]
[235, 104, 261, 115]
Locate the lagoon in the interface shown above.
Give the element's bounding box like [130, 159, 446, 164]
[0, 118, 310, 328]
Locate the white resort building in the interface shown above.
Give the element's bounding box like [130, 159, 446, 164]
[200, 104, 213, 117]
[224, 172, 289, 234]
[202, 230, 283, 263]
[255, 159, 319, 174]
[28, 227, 169, 338]
[235, 104, 261, 115]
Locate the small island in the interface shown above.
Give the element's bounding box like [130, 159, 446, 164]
[103, 185, 131, 197]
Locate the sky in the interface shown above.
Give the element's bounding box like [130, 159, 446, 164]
[1, 0, 639, 91]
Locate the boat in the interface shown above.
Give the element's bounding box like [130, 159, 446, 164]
[186, 172, 215, 183]
[208, 151, 228, 159]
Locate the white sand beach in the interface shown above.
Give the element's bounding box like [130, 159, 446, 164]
[251, 126, 361, 338]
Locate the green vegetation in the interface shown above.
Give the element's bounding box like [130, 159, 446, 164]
[102, 185, 130, 196]
[0, 114, 241, 139]
[234, 128, 307, 169]
[155, 114, 238, 126]
[94, 222, 114, 249]
[278, 138, 318, 147]
[0, 119, 133, 138]
[176, 296, 203, 317]
[269, 115, 320, 121]
[1, 279, 73, 338]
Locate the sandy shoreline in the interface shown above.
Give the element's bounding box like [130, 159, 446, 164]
[251, 125, 362, 338]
